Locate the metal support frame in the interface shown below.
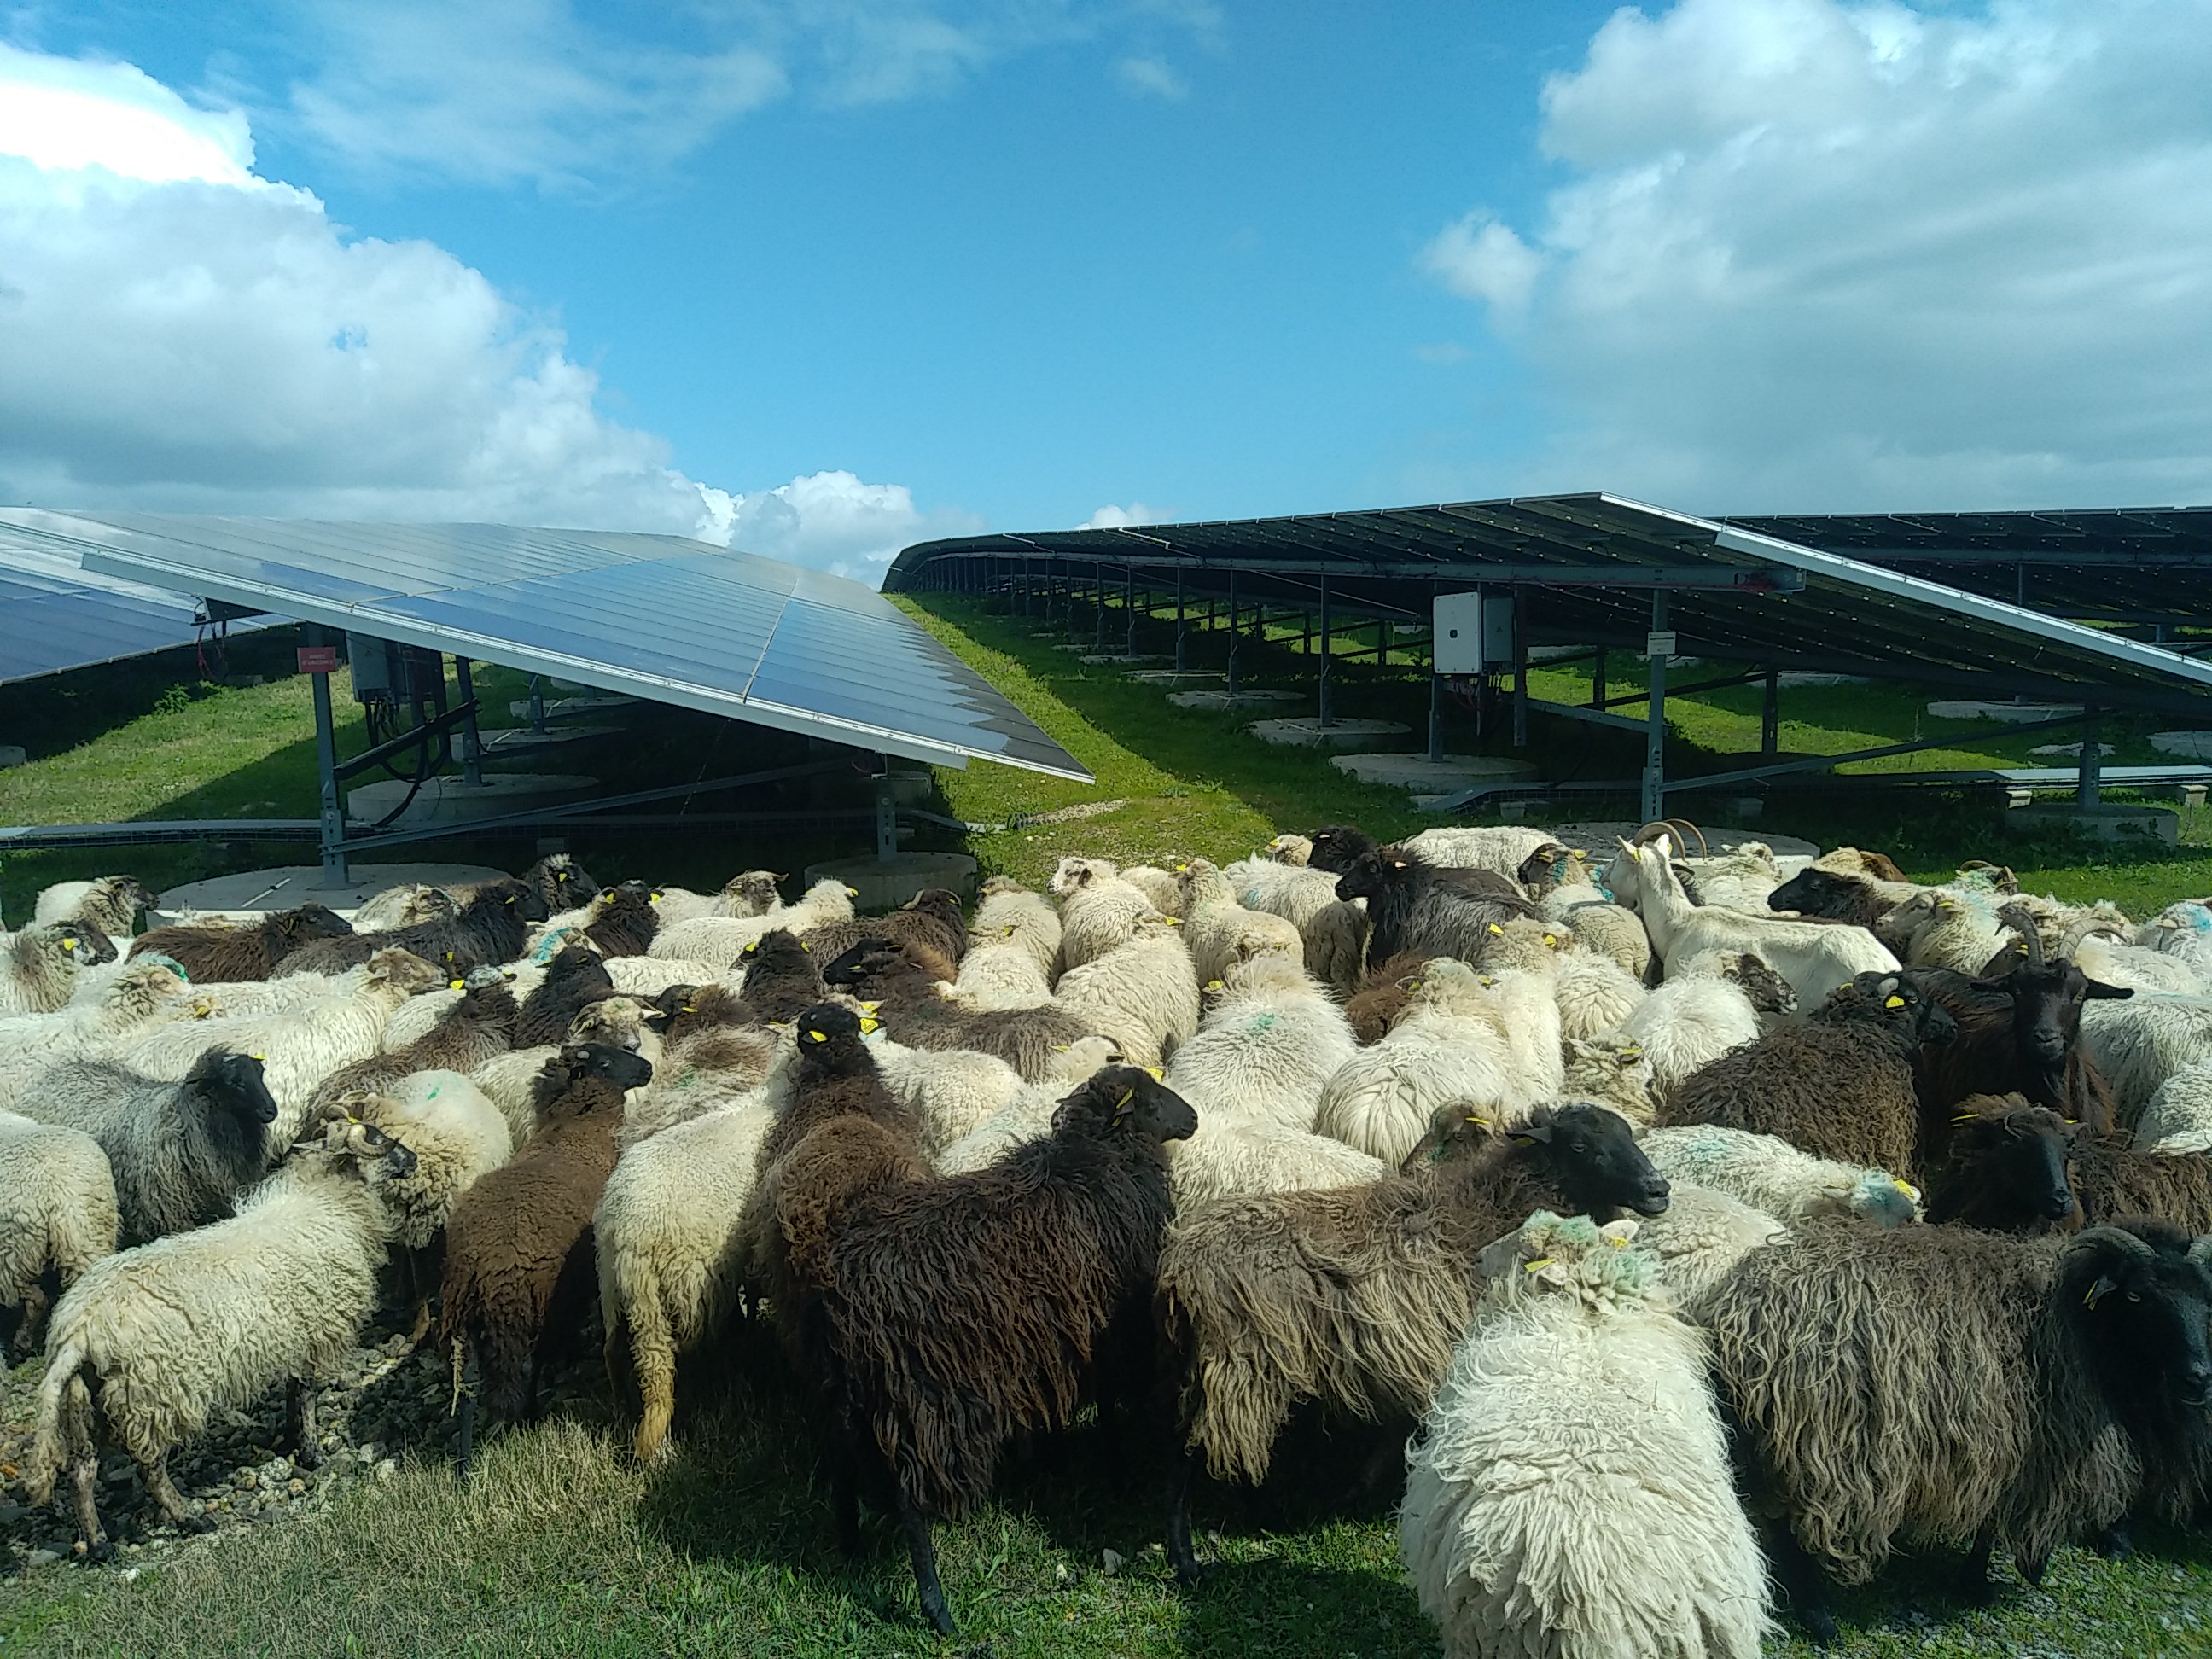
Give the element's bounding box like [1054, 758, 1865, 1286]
[1761, 668, 1781, 757]
[453, 658, 486, 786]
[1317, 574, 1334, 726]
[2079, 707, 2103, 806]
[1511, 585, 1528, 750]
[306, 624, 348, 885]
[1226, 569, 1241, 696]
[1592, 649, 1607, 707]
[1428, 672, 1444, 762]
[874, 766, 899, 863]
[1642, 591, 1669, 824]
[527, 676, 548, 734]
[1124, 565, 1136, 657]
[1093, 562, 1107, 649]
[1174, 569, 1187, 671]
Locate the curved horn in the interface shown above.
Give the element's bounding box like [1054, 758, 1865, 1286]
[1995, 902, 2046, 969]
[1629, 821, 1678, 850]
[1664, 818, 1709, 859]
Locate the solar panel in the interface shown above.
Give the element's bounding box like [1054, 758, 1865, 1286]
[0, 511, 1090, 781]
[0, 522, 272, 686]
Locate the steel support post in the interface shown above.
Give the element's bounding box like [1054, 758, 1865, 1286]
[2079, 707, 2103, 806]
[1592, 649, 1607, 708]
[1428, 669, 1444, 762]
[1226, 570, 1241, 696]
[1761, 667, 1781, 757]
[1511, 587, 1528, 749]
[1317, 576, 1334, 726]
[306, 624, 349, 886]
[1377, 619, 1390, 669]
[454, 657, 486, 786]
[1641, 591, 1669, 824]
[875, 770, 899, 863]
[1174, 569, 1187, 671]
[1124, 565, 1136, 656]
[1094, 563, 1107, 649]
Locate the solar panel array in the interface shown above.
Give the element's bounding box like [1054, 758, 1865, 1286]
[0, 512, 1089, 780]
[0, 519, 268, 686]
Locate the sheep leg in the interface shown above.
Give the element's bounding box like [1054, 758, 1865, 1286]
[1958, 1523, 2000, 1604]
[1766, 1522, 1838, 1645]
[14, 1279, 52, 1361]
[455, 1342, 480, 1478]
[1166, 1449, 1203, 1586]
[893, 1487, 957, 1636]
[2090, 1518, 2135, 1562]
[286, 1377, 322, 1470]
[61, 1378, 110, 1559]
[142, 1454, 213, 1535]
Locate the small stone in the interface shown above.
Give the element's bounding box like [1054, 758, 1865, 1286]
[287, 1479, 306, 1498]
[375, 1459, 396, 1482]
[25, 1549, 59, 1567]
[1100, 1548, 1126, 1576]
[233, 1469, 259, 1491]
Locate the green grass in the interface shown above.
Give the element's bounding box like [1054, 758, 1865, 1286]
[6, 599, 2212, 1654]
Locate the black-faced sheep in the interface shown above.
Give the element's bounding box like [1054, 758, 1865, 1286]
[17, 1049, 277, 1244]
[1332, 847, 1542, 973]
[786, 1066, 1196, 1634]
[827, 943, 1101, 1082]
[513, 944, 616, 1046]
[1301, 824, 1380, 873]
[281, 880, 550, 977]
[731, 928, 829, 1021]
[1158, 1102, 1669, 1579]
[1703, 1215, 2212, 1639]
[130, 902, 353, 983]
[581, 881, 663, 957]
[26, 1100, 424, 1552]
[439, 1042, 653, 1470]
[1656, 970, 1956, 1177]
[1930, 1097, 2212, 1239]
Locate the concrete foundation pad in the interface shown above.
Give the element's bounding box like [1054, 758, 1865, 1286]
[1080, 654, 1161, 666]
[1253, 718, 1412, 754]
[479, 725, 624, 755]
[2005, 803, 2179, 846]
[1127, 669, 1226, 686]
[804, 851, 979, 911]
[1776, 672, 1871, 688]
[1331, 751, 1539, 791]
[1928, 701, 2083, 724]
[0, 744, 24, 770]
[2028, 742, 2115, 759]
[346, 771, 598, 831]
[2151, 731, 2212, 760]
[155, 861, 512, 923]
[1168, 689, 1303, 710]
[504, 696, 636, 722]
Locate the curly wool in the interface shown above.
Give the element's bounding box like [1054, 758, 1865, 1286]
[1626, 1183, 1785, 1315]
[1400, 1212, 1771, 1659]
[1613, 974, 1761, 1106]
[130, 903, 353, 984]
[1316, 963, 1520, 1166]
[0, 1112, 118, 1318]
[1640, 1126, 1921, 1229]
[1162, 956, 1357, 1135]
[0, 927, 103, 1018]
[1050, 859, 1165, 973]
[649, 880, 855, 967]
[971, 882, 1062, 984]
[1051, 917, 1201, 1068]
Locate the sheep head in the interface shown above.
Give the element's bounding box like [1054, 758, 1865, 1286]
[1303, 824, 1377, 874]
[1924, 1097, 2080, 1233]
[306, 1094, 419, 1184]
[1506, 1102, 1672, 1220]
[1475, 1210, 1654, 1310]
[1051, 1064, 1196, 1148]
[191, 1048, 281, 1128]
[2058, 1219, 2212, 1414]
[365, 948, 447, 997]
[725, 870, 783, 914]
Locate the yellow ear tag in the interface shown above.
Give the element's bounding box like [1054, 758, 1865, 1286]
[1487, 923, 1503, 935]
[1144, 1067, 1164, 1080]
[1621, 1044, 1643, 1057]
[1204, 980, 1225, 992]
[1952, 1112, 1980, 1126]
[505, 895, 516, 905]
[556, 871, 568, 882]
[649, 891, 662, 903]
[799, 942, 810, 952]
[1163, 917, 1181, 926]
[1115, 1086, 1134, 1107]
[1609, 1234, 1629, 1247]
[1464, 1115, 1492, 1127]
[806, 1029, 826, 1043]
[249, 1051, 266, 1062]
[845, 888, 860, 898]
[1893, 1179, 1916, 1196]
[62, 936, 79, 951]
[857, 1016, 880, 1034]
[859, 1000, 882, 1013]
[449, 979, 466, 992]
[1883, 995, 1906, 1009]
[1522, 1257, 1554, 1273]
[1542, 934, 1557, 947]
[679, 1004, 696, 1015]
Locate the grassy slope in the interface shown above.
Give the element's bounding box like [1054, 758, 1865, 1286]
[6, 600, 2212, 1654]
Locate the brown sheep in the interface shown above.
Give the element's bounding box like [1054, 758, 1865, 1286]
[130, 903, 353, 983]
[582, 882, 661, 958]
[278, 881, 549, 978]
[513, 946, 616, 1047]
[1342, 951, 1427, 1045]
[306, 967, 520, 1116]
[1930, 1097, 2212, 1238]
[802, 888, 969, 969]
[1656, 971, 1958, 1177]
[440, 1041, 652, 1471]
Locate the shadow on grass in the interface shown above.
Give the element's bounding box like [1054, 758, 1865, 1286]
[1173, 1557, 1429, 1659]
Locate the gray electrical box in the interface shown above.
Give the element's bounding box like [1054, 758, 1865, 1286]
[1432, 591, 1515, 674]
[344, 632, 393, 696]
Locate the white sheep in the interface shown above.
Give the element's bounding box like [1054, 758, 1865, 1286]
[937, 941, 1053, 1010]
[1398, 1210, 1772, 1659]
[1675, 841, 1784, 912]
[646, 879, 855, 966]
[1121, 864, 1185, 915]
[1162, 955, 1358, 1136]
[1561, 1035, 1658, 1126]
[971, 880, 1061, 981]
[1051, 914, 1199, 1068]
[1396, 824, 1555, 877]
[2138, 901, 2212, 980]
[875, 1039, 1027, 1154]
[1876, 889, 2010, 975]
[1621, 839, 1896, 1009]
[96, 948, 446, 1149]
[2132, 1056, 2212, 1149]
[1049, 857, 1165, 973]
[647, 871, 783, 926]
[0, 926, 104, 1017]
[1613, 972, 1763, 1107]
[1629, 1182, 1787, 1312]
[1262, 832, 1313, 865]
[1221, 856, 1343, 934]
[597, 1090, 779, 1463]
[2069, 931, 2210, 996]
[34, 876, 154, 940]
[1168, 1114, 1389, 1211]
[0, 963, 218, 1113]
[0, 1112, 118, 1359]
[1640, 1125, 1922, 1229]
[1176, 859, 1310, 987]
[2077, 993, 2212, 1128]
[605, 956, 734, 999]
[1316, 962, 1521, 1166]
[26, 1103, 430, 1551]
[1553, 941, 1648, 1043]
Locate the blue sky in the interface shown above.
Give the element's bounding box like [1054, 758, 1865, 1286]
[3, 2, 2209, 578]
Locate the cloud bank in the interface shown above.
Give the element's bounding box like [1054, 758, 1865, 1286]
[0, 42, 955, 579]
[1423, 0, 2212, 511]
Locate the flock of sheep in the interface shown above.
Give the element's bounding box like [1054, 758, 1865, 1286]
[3, 819, 2212, 1653]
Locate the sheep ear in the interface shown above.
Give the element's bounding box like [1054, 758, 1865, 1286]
[2083, 1274, 2121, 1311]
[1507, 1121, 1553, 1144]
[2084, 980, 2133, 1000]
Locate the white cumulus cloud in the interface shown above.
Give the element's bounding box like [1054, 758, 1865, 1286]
[714, 471, 986, 581]
[0, 44, 958, 578]
[1078, 502, 1169, 528]
[1422, 0, 2212, 511]
[1112, 55, 1188, 99]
